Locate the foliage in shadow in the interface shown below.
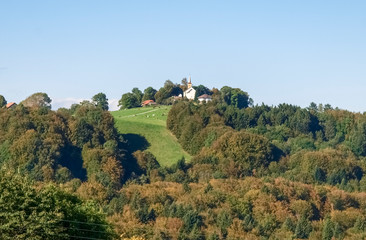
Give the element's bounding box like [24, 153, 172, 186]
[120, 134, 150, 182]
[59, 145, 87, 181]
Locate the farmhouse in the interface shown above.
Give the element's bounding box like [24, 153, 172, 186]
[141, 100, 156, 107]
[198, 94, 212, 103]
[6, 102, 17, 109]
[183, 76, 196, 100]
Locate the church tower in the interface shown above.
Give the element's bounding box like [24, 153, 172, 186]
[188, 76, 192, 89]
[183, 75, 196, 100]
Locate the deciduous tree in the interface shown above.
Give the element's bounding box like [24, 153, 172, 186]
[92, 92, 109, 110]
[118, 93, 140, 109]
[22, 92, 52, 109]
[142, 87, 157, 101]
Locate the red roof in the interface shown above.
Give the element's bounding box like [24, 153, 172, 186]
[198, 94, 212, 99]
[6, 102, 16, 108]
[142, 100, 155, 105]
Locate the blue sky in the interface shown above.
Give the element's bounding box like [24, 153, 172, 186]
[0, 1, 365, 111]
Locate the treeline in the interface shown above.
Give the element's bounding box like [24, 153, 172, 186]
[0, 93, 124, 187]
[167, 90, 366, 187]
[100, 85, 366, 239]
[0, 92, 124, 238]
[0, 172, 115, 239]
[109, 174, 366, 239]
[3, 85, 366, 239]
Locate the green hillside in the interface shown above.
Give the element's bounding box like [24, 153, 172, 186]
[111, 106, 191, 166]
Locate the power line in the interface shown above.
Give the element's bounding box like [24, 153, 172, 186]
[59, 219, 116, 239]
[68, 235, 106, 240]
[60, 219, 113, 227]
[67, 226, 112, 235]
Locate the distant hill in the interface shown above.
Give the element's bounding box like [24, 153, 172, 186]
[111, 106, 191, 166]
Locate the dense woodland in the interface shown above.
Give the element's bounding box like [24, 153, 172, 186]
[2, 82, 366, 239]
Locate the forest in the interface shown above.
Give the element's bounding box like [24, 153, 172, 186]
[2, 82, 366, 239]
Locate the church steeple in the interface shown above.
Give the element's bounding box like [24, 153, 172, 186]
[188, 76, 192, 89]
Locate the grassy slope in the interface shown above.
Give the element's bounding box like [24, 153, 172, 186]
[111, 106, 191, 166]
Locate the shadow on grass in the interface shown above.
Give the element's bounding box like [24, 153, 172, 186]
[120, 133, 151, 182]
[122, 133, 150, 153]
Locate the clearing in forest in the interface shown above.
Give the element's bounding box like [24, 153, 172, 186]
[111, 106, 191, 166]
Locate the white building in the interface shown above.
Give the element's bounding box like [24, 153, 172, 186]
[183, 76, 196, 100]
[198, 94, 212, 103]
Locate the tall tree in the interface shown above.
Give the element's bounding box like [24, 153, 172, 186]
[322, 218, 334, 240]
[294, 215, 312, 239]
[118, 93, 140, 109]
[348, 121, 366, 156]
[132, 88, 143, 103]
[194, 85, 211, 98]
[0, 95, 6, 108]
[220, 86, 251, 109]
[92, 92, 109, 111]
[142, 87, 157, 101]
[22, 92, 52, 109]
[154, 87, 168, 104]
[181, 78, 188, 92]
[308, 102, 318, 112]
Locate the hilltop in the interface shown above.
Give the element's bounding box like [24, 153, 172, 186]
[3, 87, 366, 239]
[111, 106, 191, 166]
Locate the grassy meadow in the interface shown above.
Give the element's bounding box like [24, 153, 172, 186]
[111, 106, 191, 166]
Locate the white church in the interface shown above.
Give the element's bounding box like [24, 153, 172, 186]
[183, 76, 196, 100]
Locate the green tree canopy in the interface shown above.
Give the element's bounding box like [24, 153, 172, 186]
[220, 86, 252, 109]
[0, 172, 115, 239]
[0, 95, 7, 108]
[92, 92, 109, 111]
[118, 92, 140, 109]
[194, 130, 281, 176]
[194, 85, 211, 98]
[154, 80, 183, 104]
[22, 92, 52, 109]
[132, 88, 143, 103]
[142, 87, 157, 101]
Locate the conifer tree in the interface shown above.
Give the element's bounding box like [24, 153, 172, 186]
[294, 215, 312, 239]
[354, 216, 365, 232]
[282, 217, 295, 232]
[322, 218, 334, 240]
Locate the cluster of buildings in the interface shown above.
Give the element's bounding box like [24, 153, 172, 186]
[141, 77, 212, 107]
[183, 77, 212, 102]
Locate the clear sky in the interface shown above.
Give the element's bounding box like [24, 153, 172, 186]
[1, 1, 365, 111]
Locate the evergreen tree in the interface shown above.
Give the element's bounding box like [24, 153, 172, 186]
[314, 167, 326, 183]
[294, 215, 312, 239]
[243, 214, 256, 232]
[333, 222, 342, 239]
[217, 210, 232, 237]
[282, 217, 295, 232]
[208, 232, 220, 240]
[204, 182, 213, 193]
[183, 181, 191, 193]
[353, 216, 365, 233]
[322, 218, 334, 240]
